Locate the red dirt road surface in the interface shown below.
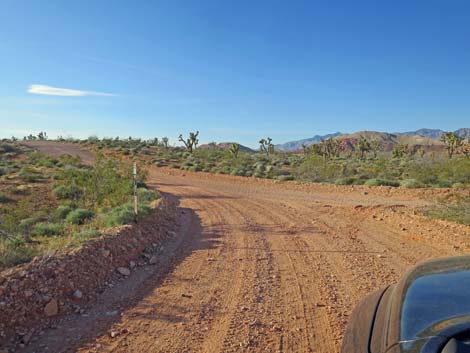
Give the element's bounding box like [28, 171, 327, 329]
[24, 143, 470, 353]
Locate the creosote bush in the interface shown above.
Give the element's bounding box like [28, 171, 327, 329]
[0, 193, 12, 203]
[65, 208, 95, 225]
[104, 202, 152, 227]
[33, 222, 63, 236]
[364, 178, 400, 187]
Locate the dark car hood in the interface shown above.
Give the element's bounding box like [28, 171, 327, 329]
[385, 255, 470, 352]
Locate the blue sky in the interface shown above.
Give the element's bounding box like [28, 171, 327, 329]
[1, 0, 469, 147]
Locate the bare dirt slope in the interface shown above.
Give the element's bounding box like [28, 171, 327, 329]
[22, 141, 94, 164]
[22, 144, 470, 353]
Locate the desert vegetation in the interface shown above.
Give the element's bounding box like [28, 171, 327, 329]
[0, 142, 158, 269]
[9, 131, 470, 235]
[72, 132, 470, 190]
[70, 133, 470, 227]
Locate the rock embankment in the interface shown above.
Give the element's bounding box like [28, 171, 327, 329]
[0, 197, 177, 348]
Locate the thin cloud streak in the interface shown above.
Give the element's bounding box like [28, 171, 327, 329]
[27, 84, 116, 97]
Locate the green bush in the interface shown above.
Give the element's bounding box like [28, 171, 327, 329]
[0, 237, 37, 268]
[66, 208, 95, 225]
[400, 179, 424, 189]
[104, 203, 152, 227]
[277, 175, 294, 181]
[452, 182, 467, 189]
[0, 167, 11, 176]
[0, 192, 12, 203]
[18, 217, 42, 232]
[137, 188, 159, 203]
[335, 177, 356, 185]
[12, 185, 30, 195]
[364, 178, 400, 187]
[437, 180, 452, 188]
[54, 205, 73, 220]
[423, 195, 470, 226]
[53, 184, 82, 200]
[73, 228, 100, 241]
[33, 223, 63, 236]
[18, 170, 42, 182]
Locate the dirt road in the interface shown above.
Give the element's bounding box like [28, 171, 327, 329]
[24, 144, 470, 353]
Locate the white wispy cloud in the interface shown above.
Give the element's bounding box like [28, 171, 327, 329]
[27, 84, 115, 97]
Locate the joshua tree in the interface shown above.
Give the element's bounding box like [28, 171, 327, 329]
[301, 143, 309, 155]
[229, 143, 240, 158]
[441, 132, 464, 159]
[259, 137, 274, 156]
[418, 147, 426, 158]
[320, 138, 341, 159]
[179, 131, 199, 153]
[369, 139, 381, 158]
[392, 144, 407, 158]
[37, 131, 47, 140]
[356, 136, 371, 159]
[161, 137, 169, 148]
[308, 143, 325, 157]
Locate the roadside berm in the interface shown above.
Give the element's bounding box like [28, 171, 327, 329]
[0, 197, 178, 350]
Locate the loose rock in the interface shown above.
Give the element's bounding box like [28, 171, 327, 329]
[116, 267, 131, 276]
[44, 298, 58, 317]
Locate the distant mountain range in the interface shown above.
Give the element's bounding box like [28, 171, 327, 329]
[275, 128, 470, 151]
[274, 132, 341, 151]
[199, 142, 254, 152]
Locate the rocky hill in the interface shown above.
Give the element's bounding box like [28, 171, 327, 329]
[274, 132, 341, 151]
[198, 142, 254, 152]
[276, 128, 470, 151]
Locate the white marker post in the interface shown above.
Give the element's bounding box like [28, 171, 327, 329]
[133, 162, 138, 222]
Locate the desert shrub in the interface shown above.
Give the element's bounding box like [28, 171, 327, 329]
[18, 217, 42, 232]
[54, 205, 73, 220]
[33, 222, 63, 236]
[0, 237, 36, 268]
[55, 154, 135, 209]
[29, 153, 59, 168]
[400, 179, 424, 189]
[137, 188, 159, 203]
[188, 166, 201, 172]
[18, 167, 42, 182]
[298, 155, 343, 182]
[12, 185, 30, 194]
[66, 208, 95, 225]
[73, 228, 100, 241]
[437, 180, 452, 188]
[104, 203, 152, 227]
[0, 144, 13, 153]
[277, 175, 294, 181]
[364, 178, 400, 187]
[53, 185, 82, 200]
[230, 169, 244, 176]
[423, 195, 470, 225]
[335, 177, 356, 185]
[0, 167, 11, 176]
[0, 192, 12, 203]
[452, 182, 467, 189]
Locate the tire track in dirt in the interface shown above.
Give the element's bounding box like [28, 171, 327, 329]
[77, 191, 247, 353]
[243, 199, 346, 353]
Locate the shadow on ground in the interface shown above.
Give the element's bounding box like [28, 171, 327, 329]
[24, 193, 222, 353]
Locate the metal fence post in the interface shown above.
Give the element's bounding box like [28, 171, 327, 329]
[133, 162, 138, 222]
